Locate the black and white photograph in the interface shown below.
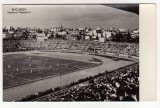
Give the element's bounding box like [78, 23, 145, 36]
[3, 4, 140, 102]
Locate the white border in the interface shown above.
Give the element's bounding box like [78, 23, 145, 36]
[140, 4, 156, 101]
[0, 0, 157, 4]
[0, 0, 159, 108]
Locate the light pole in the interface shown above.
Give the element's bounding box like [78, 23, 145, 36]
[70, 70, 71, 83]
[67, 67, 71, 84]
[59, 73, 61, 87]
[78, 71, 80, 79]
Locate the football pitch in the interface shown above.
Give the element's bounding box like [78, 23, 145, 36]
[3, 53, 99, 88]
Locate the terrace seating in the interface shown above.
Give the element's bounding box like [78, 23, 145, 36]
[3, 39, 139, 57]
[32, 64, 139, 101]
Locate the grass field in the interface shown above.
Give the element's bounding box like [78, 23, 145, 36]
[3, 53, 98, 88]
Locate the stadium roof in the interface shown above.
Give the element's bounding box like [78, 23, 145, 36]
[104, 4, 139, 15]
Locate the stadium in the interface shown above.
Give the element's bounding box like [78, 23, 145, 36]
[3, 4, 139, 102]
[3, 39, 139, 101]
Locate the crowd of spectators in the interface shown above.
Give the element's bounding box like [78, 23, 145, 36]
[33, 63, 139, 101]
[88, 42, 139, 57]
[3, 39, 139, 57]
[3, 39, 22, 52]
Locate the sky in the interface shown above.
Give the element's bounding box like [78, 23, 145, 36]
[3, 5, 139, 29]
